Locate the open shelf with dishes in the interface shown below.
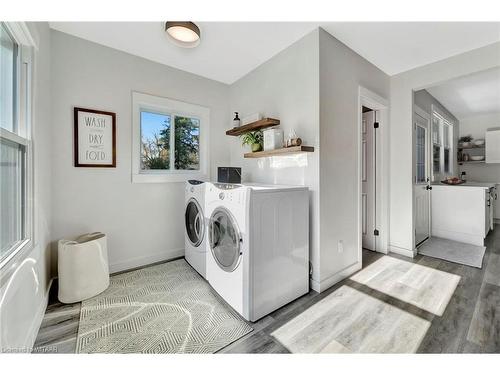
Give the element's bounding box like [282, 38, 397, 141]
[458, 141, 485, 165]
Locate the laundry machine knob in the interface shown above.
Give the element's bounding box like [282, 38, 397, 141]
[219, 192, 225, 200]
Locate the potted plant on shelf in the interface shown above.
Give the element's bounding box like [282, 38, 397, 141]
[459, 135, 473, 148]
[241, 131, 263, 152]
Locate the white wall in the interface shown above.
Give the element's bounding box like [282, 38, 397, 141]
[229, 30, 321, 286]
[459, 112, 500, 219]
[50, 30, 230, 273]
[318, 29, 390, 290]
[390, 42, 500, 254]
[0, 22, 52, 352]
[229, 28, 391, 292]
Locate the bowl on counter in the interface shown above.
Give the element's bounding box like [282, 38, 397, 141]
[469, 155, 485, 161]
[474, 139, 485, 146]
[441, 177, 466, 185]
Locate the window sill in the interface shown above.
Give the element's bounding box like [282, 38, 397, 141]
[0, 238, 33, 272]
[132, 172, 208, 184]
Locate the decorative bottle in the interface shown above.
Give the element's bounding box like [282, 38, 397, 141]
[233, 112, 241, 128]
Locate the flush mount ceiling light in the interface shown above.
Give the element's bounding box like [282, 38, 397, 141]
[165, 22, 200, 48]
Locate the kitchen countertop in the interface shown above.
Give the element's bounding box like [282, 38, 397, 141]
[432, 181, 499, 189]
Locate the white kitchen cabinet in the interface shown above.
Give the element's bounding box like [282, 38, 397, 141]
[485, 128, 500, 163]
[431, 184, 492, 246]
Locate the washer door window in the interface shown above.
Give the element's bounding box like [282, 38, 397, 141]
[185, 199, 204, 247]
[209, 207, 241, 272]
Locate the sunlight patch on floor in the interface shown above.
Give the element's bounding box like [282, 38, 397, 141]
[271, 285, 431, 353]
[350, 256, 460, 316]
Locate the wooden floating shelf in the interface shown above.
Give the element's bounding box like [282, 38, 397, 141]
[458, 145, 485, 150]
[458, 160, 485, 165]
[244, 146, 314, 158]
[226, 118, 280, 136]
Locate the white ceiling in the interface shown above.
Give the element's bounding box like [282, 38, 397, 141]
[427, 67, 500, 119]
[49, 22, 500, 84]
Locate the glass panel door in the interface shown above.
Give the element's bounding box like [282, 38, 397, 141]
[415, 125, 427, 184]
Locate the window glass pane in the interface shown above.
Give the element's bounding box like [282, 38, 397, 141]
[1, 138, 24, 258]
[443, 124, 450, 148]
[415, 126, 426, 183]
[432, 116, 441, 145]
[140, 111, 171, 170]
[0, 24, 16, 132]
[433, 145, 440, 174]
[444, 148, 450, 174]
[174, 116, 200, 170]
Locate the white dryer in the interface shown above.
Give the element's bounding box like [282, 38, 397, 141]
[205, 182, 309, 322]
[184, 180, 207, 278]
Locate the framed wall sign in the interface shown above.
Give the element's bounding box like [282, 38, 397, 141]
[74, 107, 116, 167]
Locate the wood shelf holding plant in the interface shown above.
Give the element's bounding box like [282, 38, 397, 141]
[244, 145, 314, 158]
[226, 118, 280, 136]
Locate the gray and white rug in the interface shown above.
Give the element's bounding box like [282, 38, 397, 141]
[418, 237, 486, 268]
[76, 259, 252, 353]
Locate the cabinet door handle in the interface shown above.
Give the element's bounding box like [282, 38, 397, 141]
[426, 185, 433, 190]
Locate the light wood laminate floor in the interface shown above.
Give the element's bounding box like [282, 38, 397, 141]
[33, 226, 500, 353]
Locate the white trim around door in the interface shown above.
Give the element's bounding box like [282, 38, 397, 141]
[358, 87, 390, 259]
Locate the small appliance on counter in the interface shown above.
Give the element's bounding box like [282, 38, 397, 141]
[217, 167, 242, 184]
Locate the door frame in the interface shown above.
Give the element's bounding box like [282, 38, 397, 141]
[358, 87, 389, 257]
[413, 105, 432, 250]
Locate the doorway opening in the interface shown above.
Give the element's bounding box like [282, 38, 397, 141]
[358, 86, 389, 266]
[361, 105, 378, 253]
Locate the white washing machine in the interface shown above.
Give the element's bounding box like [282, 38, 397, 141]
[184, 180, 207, 278]
[205, 182, 309, 322]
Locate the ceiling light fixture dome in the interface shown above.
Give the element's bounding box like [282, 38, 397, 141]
[165, 21, 200, 48]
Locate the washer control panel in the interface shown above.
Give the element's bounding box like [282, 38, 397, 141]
[207, 183, 245, 204]
[214, 183, 241, 190]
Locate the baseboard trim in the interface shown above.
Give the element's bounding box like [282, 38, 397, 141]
[25, 277, 53, 352]
[389, 244, 415, 258]
[109, 248, 185, 274]
[310, 262, 362, 293]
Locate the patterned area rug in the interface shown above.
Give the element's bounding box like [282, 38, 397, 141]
[76, 259, 252, 353]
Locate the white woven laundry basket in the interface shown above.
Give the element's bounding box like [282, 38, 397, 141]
[58, 232, 110, 303]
